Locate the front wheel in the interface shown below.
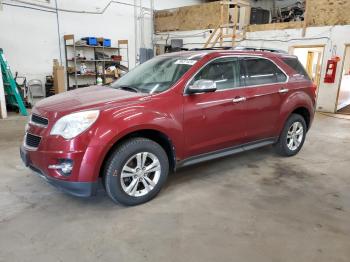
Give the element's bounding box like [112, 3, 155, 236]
[104, 138, 169, 206]
[274, 114, 307, 157]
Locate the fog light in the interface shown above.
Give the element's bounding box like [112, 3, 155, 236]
[48, 159, 73, 176]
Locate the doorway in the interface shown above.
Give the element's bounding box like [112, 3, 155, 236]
[336, 45, 350, 114]
[292, 45, 324, 94]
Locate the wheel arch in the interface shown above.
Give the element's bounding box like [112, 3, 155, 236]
[99, 129, 177, 178]
[278, 89, 315, 135]
[291, 106, 311, 130]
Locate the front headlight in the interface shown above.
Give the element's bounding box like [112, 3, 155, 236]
[50, 110, 100, 139]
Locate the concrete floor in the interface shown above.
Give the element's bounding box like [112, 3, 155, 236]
[0, 113, 349, 262]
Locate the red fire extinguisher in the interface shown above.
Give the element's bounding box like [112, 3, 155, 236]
[324, 56, 340, 83]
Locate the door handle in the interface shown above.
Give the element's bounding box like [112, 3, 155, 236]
[279, 88, 289, 94]
[232, 97, 246, 103]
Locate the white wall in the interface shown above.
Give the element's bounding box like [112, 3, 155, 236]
[0, 3, 58, 84]
[0, 0, 203, 90]
[154, 25, 350, 113]
[293, 48, 309, 67]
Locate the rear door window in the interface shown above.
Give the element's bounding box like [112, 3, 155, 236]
[282, 57, 311, 80]
[244, 57, 287, 86]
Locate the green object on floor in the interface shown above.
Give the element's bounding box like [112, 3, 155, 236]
[0, 48, 28, 116]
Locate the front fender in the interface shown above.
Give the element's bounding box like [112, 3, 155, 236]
[85, 104, 183, 180]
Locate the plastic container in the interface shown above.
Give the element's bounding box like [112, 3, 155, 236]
[103, 39, 111, 47]
[111, 55, 122, 61]
[80, 63, 87, 74]
[97, 38, 112, 47]
[97, 65, 103, 75]
[96, 77, 103, 86]
[82, 37, 98, 46]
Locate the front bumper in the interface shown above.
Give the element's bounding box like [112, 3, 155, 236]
[20, 146, 98, 197]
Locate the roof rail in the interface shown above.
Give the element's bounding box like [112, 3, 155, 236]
[233, 46, 288, 54]
[189, 47, 233, 51]
[188, 46, 287, 54]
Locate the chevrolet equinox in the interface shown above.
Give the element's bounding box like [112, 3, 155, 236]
[20, 49, 316, 205]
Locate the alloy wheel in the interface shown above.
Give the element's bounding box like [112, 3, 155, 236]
[286, 121, 304, 151]
[120, 152, 161, 197]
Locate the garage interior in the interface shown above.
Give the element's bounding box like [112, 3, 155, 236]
[1, 0, 350, 261]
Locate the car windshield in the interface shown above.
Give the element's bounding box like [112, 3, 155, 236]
[110, 56, 198, 94]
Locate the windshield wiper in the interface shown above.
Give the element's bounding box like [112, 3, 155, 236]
[117, 85, 139, 93]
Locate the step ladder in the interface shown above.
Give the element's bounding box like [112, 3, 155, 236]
[0, 48, 28, 116]
[203, 1, 250, 48]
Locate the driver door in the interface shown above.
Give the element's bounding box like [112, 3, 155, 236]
[183, 57, 248, 158]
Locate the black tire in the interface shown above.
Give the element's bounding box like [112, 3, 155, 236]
[103, 137, 169, 206]
[274, 113, 307, 157]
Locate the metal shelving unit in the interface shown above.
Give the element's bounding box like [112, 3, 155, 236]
[118, 40, 130, 71]
[64, 34, 129, 90]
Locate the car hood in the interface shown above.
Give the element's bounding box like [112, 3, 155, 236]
[33, 85, 147, 117]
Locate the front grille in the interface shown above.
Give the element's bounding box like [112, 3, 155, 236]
[25, 133, 41, 148]
[31, 114, 49, 127]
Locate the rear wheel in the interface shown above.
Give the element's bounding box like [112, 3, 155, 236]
[104, 138, 169, 206]
[274, 114, 307, 157]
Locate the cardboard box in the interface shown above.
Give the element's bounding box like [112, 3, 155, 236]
[105, 77, 114, 84]
[53, 59, 59, 67]
[53, 66, 65, 94]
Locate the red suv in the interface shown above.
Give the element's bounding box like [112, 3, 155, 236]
[20, 49, 316, 205]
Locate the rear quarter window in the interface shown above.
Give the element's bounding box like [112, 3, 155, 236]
[282, 57, 310, 80]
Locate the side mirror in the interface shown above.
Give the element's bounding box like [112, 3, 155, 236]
[187, 80, 217, 94]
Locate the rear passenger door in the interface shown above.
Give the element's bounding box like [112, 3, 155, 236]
[241, 57, 289, 141]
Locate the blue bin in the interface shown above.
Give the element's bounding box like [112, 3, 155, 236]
[82, 37, 98, 46]
[103, 39, 111, 47]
